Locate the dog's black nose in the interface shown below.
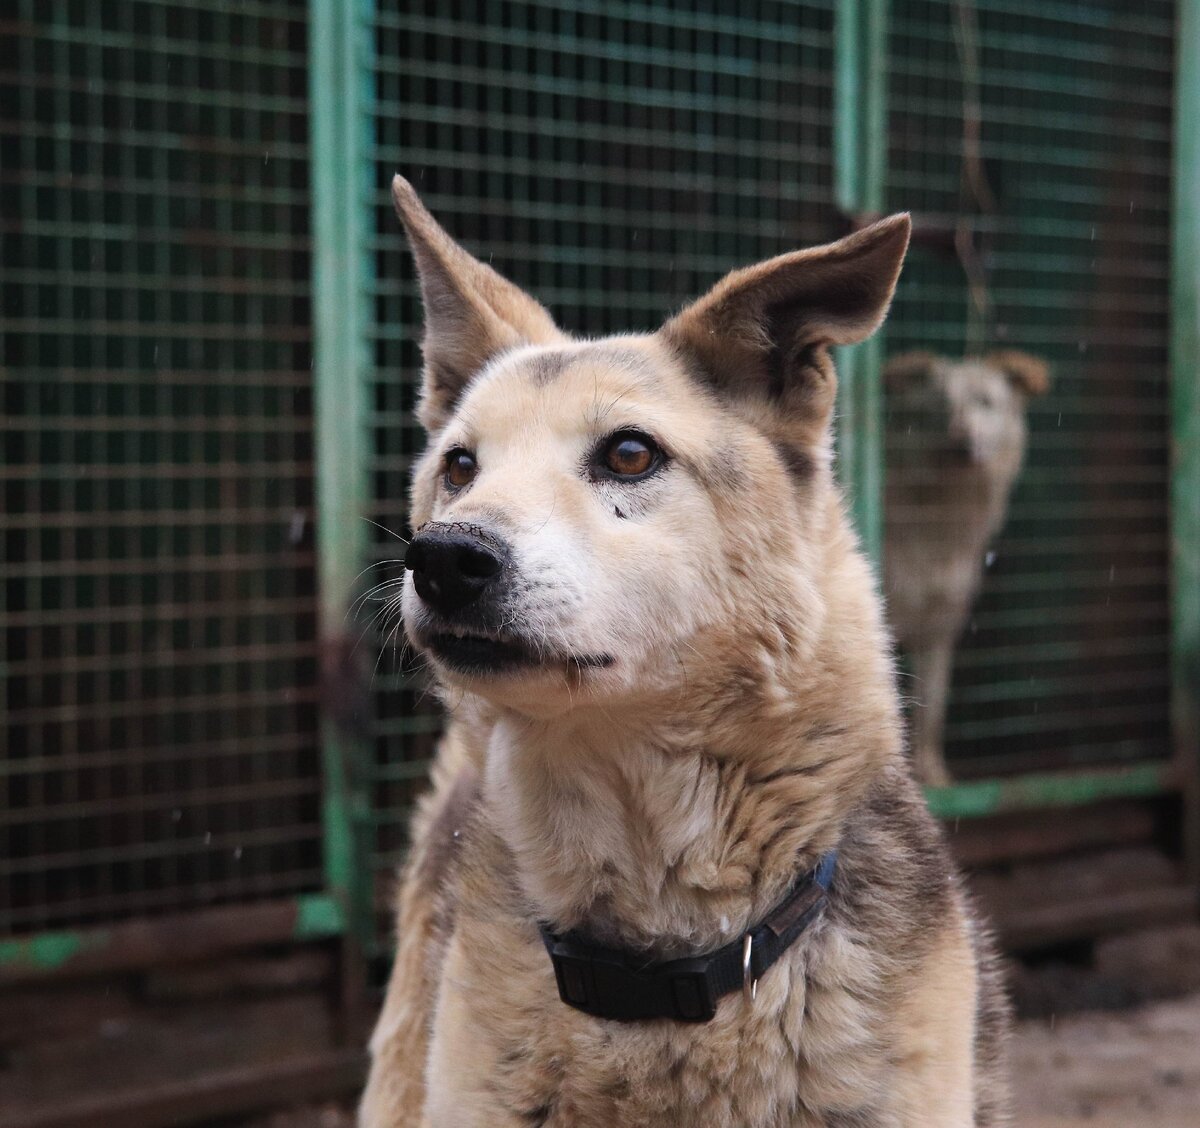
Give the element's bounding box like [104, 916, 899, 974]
[405, 526, 505, 615]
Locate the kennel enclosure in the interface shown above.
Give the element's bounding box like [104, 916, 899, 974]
[1, 4, 1198, 1118]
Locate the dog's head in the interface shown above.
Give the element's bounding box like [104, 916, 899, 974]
[884, 350, 1049, 478]
[392, 178, 909, 716]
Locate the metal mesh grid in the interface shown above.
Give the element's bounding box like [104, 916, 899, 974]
[367, 0, 839, 942]
[0, 0, 321, 934]
[885, 0, 1175, 776]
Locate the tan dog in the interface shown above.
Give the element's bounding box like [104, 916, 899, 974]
[360, 178, 1011, 1128]
[883, 352, 1049, 785]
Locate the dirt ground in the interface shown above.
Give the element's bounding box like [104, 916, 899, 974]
[1013, 991, 1200, 1128]
[243, 991, 1200, 1128]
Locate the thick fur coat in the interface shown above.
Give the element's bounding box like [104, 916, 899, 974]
[360, 179, 1011, 1127]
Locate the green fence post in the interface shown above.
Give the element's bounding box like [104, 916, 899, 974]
[309, 0, 376, 955]
[1171, 0, 1200, 885]
[834, 0, 890, 563]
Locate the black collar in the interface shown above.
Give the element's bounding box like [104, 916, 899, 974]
[539, 850, 837, 1023]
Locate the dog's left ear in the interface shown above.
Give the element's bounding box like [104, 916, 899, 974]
[391, 176, 565, 431]
[984, 350, 1051, 397]
[883, 350, 939, 390]
[661, 214, 911, 416]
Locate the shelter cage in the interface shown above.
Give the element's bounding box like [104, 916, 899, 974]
[2, 0, 1198, 1116]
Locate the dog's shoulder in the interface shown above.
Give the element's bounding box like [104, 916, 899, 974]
[829, 764, 958, 947]
[824, 765, 1011, 1124]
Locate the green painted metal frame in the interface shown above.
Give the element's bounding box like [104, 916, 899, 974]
[928, 0, 1197, 827]
[0, 0, 376, 975]
[309, 0, 376, 950]
[1171, 0, 1200, 880]
[925, 761, 1178, 821]
[0, 2, 355, 979]
[837, 0, 1189, 825]
[834, 0, 890, 563]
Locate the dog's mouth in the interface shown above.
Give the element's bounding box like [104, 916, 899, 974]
[422, 628, 613, 677]
[426, 630, 534, 673]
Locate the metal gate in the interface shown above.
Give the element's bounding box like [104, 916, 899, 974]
[2, 0, 1198, 990]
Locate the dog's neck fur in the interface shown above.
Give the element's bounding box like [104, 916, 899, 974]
[474, 509, 901, 958]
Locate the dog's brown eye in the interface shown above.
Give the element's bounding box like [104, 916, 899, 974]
[602, 434, 657, 478]
[445, 449, 477, 489]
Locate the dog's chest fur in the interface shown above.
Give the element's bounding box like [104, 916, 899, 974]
[421, 766, 985, 1128]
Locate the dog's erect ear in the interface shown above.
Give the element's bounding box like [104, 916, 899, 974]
[391, 176, 565, 430]
[883, 350, 938, 390]
[984, 349, 1051, 397]
[661, 214, 911, 412]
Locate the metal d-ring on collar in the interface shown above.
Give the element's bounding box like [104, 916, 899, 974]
[742, 932, 758, 1006]
[539, 849, 838, 1024]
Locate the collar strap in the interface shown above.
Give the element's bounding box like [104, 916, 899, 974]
[539, 849, 836, 1023]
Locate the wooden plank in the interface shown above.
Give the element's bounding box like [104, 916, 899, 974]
[13, 1051, 366, 1128]
[945, 799, 1161, 868]
[996, 885, 1198, 951]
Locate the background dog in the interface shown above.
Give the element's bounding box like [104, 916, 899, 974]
[360, 179, 1011, 1127]
[883, 351, 1050, 785]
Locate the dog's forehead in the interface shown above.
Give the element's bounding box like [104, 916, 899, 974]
[932, 359, 1009, 399]
[460, 337, 698, 430]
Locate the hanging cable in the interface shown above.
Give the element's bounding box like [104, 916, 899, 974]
[952, 0, 996, 354]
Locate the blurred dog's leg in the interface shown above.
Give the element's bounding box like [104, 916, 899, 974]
[910, 636, 955, 787]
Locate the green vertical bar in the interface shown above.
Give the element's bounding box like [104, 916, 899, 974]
[833, 0, 862, 217]
[834, 0, 890, 563]
[309, 0, 375, 947]
[860, 0, 889, 218]
[1171, 0, 1200, 882]
[854, 0, 890, 561]
[833, 0, 863, 547]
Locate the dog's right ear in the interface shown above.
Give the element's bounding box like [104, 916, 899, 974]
[391, 176, 565, 431]
[660, 214, 910, 429]
[883, 350, 938, 390]
[984, 349, 1051, 397]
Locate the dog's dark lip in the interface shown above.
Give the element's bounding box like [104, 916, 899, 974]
[422, 630, 614, 676]
[426, 632, 535, 673]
